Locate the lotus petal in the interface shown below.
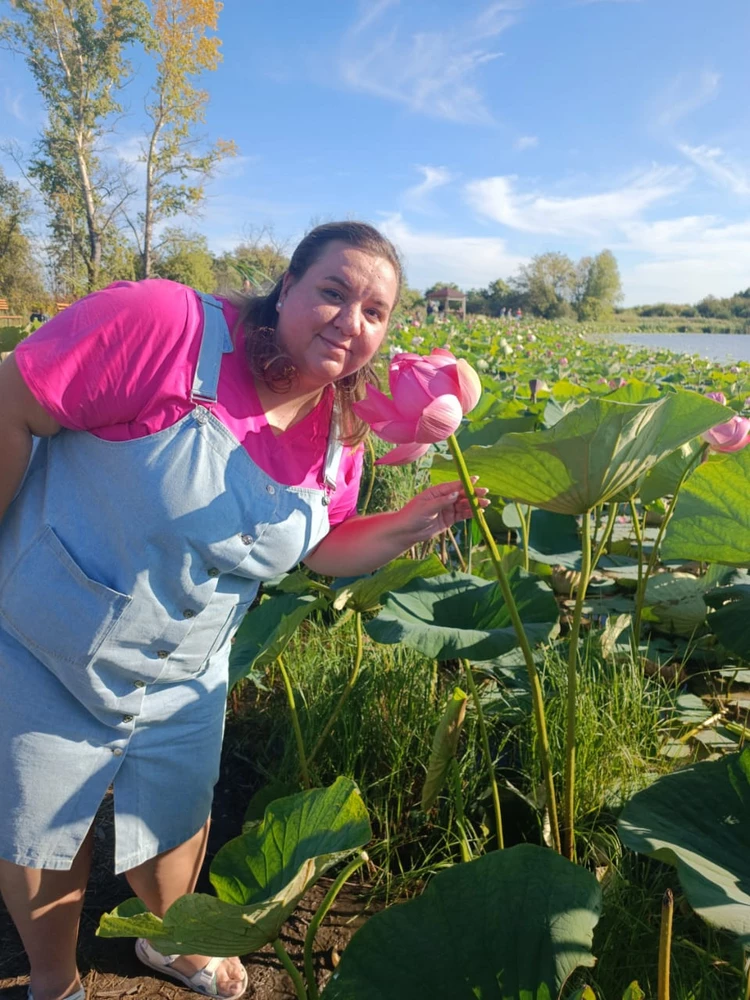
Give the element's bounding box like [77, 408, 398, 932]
[455, 359, 482, 414]
[703, 415, 750, 453]
[415, 394, 463, 443]
[375, 441, 432, 465]
[352, 384, 403, 426]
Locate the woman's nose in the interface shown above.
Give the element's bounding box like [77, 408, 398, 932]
[334, 303, 363, 336]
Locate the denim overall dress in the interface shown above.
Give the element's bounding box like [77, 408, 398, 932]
[0, 293, 342, 873]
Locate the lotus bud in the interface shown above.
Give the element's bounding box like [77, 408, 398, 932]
[529, 378, 549, 403]
[705, 391, 727, 405]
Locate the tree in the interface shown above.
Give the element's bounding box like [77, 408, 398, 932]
[137, 0, 237, 278]
[1, 0, 152, 291]
[0, 167, 46, 314]
[152, 226, 215, 291]
[511, 252, 576, 318]
[576, 249, 622, 320]
[212, 226, 290, 295]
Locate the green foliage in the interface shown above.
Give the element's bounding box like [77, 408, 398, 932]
[431, 392, 730, 514]
[420, 686, 467, 811]
[618, 750, 750, 946]
[1, 0, 152, 292]
[365, 569, 559, 661]
[323, 845, 602, 1000]
[152, 227, 216, 291]
[0, 167, 46, 315]
[98, 778, 371, 955]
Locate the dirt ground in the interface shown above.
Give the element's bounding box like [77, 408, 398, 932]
[0, 718, 372, 1000]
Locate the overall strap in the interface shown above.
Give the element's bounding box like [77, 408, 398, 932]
[191, 293, 234, 405]
[322, 402, 344, 491]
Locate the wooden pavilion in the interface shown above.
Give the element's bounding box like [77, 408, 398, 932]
[425, 286, 466, 321]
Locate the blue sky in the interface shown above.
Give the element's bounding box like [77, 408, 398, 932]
[2, 0, 750, 305]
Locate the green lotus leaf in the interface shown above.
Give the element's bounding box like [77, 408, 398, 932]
[639, 439, 703, 505]
[642, 565, 732, 638]
[704, 583, 750, 659]
[618, 750, 750, 945]
[431, 392, 730, 514]
[98, 778, 371, 956]
[322, 844, 601, 1000]
[662, 448, 750, 565]
[420, 686, 468, 811]
[228, 592, 326, 688]
[331, 555, 447, 612]
[365, 569, 559, 662]
[457, 414, 537, 448]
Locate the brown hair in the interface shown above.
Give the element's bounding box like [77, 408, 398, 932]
[230, 221, 403, 445]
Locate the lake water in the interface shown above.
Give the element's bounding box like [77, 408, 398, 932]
[610, 333, 750, 364]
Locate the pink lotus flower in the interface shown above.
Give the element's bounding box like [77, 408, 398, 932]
[353, 348, 482, 465]
[609, 378, 627, 389]
[703, 415, 750, 453]
[706, 391, 727, 405]
[559, 357, 569, 366]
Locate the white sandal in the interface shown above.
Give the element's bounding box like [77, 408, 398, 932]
[28, 989, 85, 1000]
[135, 937, 248, 999]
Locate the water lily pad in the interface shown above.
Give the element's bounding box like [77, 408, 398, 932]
[323, 844, 601, 1000]
[432, 392, 729, 514]
[365, 570, 559, 661]
[618, 750, 750, 946]
[98, 778, 371, 955]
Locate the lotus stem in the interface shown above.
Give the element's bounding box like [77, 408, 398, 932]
[514, 501, 530, 570]
[462, 658, 504, 850]
[658, 888, 674, 1000]
[632, 446, 707, 643]
[465, 518, 473, 574]
[563, 510, 593, 861]
[304, 851, 369, 1000]
[591, 502, 618, 573]
[308, 610, 365, 767]
[273, 938, 308, 1000]
[447, 433, 561, 854]
[278, 655, 311, 789]
[361, 435, 377, 516]
[450, 757, 472, 862]
[446, 524, 467, 571]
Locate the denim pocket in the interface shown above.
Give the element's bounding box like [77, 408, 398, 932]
[0, 524, 132, 666]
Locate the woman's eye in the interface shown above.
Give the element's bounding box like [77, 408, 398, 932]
[366, 309, 382, 321]
[323, 288, 343, 301]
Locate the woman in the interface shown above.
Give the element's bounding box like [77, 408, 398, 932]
[0, 222, 487, 1000]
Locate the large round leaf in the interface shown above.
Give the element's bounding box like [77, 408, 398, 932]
[431, 393, 730, 514]
[365, 569, 559, 661]
[331, 555, 446, 612]
[662, 448, 750, 565]
[705, 582, 750, 659]
[98, 777, 371, 956]
[323, 844, 601, 1000]
[228, 593, 325, 688]
[618, 750, 750, 945]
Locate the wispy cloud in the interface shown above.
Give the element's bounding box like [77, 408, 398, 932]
[514, 135, 538, 151]
[465, 166, 684, 237]
[402, 165, 454, 211]
[381, 211, 527, 290]
[677, 144, 750, 196]
[340, 1, 521, 125]
[652, 70, 720, 133]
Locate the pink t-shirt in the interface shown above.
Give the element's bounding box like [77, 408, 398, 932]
[15, 279, 364, 527]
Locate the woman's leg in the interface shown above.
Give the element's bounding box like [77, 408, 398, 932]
[125, 820, 245, 996]
[0, 826, 94, 1000]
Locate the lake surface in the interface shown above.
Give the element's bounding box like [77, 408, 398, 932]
[609, 333, 750, 364]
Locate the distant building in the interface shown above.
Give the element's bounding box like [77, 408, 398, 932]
[425, 286, 467, 321]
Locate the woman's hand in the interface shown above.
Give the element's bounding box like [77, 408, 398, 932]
[398, 477, 490, 543]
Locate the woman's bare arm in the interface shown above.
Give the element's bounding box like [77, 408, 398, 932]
[0, 354, 60, 524]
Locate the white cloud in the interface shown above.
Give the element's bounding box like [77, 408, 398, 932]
[514, 135, 538, 151]
[340, 1, 520, 125]
[677, 144, 750, 196]
[652, 71, 720, 132]
[380, 211, 527, 290]
[402, 165, 454, 211]
[465, 167, 684, 237]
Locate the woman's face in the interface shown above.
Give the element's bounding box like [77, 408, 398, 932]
[276, 242, 399, 391]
